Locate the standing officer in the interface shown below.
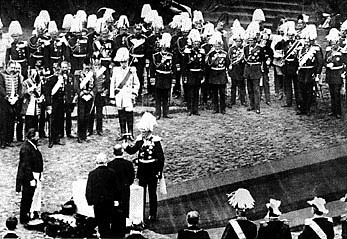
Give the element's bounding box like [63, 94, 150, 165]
[258, 199, 292, 239]
[123, 112, 165, 223]
[108, 144, 135, 237]
[153, 33, 174, 119]
[221, 188, 257, 239]
[86, 153, 117, 238]
[259, 29, 273, 106]
[75, 59, 94, 143]
[183, 29, 205, 116]
[228, 20, 246, 107]
[296, 25, 323, 116]
[114, 15, 130, 52]
[6, 20, 29, 79]
[243, 21, 264, 114]
[127, 23, 147, 102]
[206, 32, 229, 114]
[325, 28, 344, 119]
[45, 21, 66, 73]
[298, 197, 334, 239]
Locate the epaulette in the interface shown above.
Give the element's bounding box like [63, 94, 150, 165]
[152, 135, 161, 142]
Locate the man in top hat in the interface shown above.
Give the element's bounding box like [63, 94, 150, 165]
[325, 28, 344, 119]
[257, 199, 292, 239]
[0, 60, 22, 148]
[275, 21, 301, 108]
[177, 211, 211, 239]
[86, 152, 117, 238]
[243, 21, 265, 114]
[123, 112, 165, 223]
[206, 32, 229, 114]
[75, 59, 94, 143]
[183, 29, 205, 116]
[67, 18, 89, 75]
[6, 21, 29, 78]
[221, 188, 257, 239]
[127, 23, 147, 101]
[228, 19, 246, 107]
[298, 197, 334, 239]
[107, 144, 135, 237]
[296, 24, 323, 116]
[110, 47, 140, 140]
[45, 21, 66, 73]
[153, 33, 174, 119]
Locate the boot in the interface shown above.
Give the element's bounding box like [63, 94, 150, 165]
[126, 111, 135, 141]
[117, 110, 126, 141]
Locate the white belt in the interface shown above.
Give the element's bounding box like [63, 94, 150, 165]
[190, 69, 203, 72]
[286, 59, 295, 62]
[246, 62, 261, 65]
[131, 54, 145, 58]
[50, 56, 61, 60]
[300, 66, 314, 69]
[32, 55, 44, 58]
[329, 65, 343, 70]
[156, 70, 172, 74]
[101, 57, 112, 61]
[73, 54, 87, 58]
[139, 158, 156, 164]
[13, 59, 26, 63]
[211, 67, 225, 71]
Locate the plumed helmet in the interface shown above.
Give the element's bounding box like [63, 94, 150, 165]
[137, 112, 158, 132]
[144, 10, 159, 24]
[193, 10, 204, 24]
[62, 14, 74, 30]
[34, 15, 47, 30]
[231, 19, 245, 40]
[103, 8, 115, 23]
[181, 18, 192, 32]
[75, 10, 87, 23]
[326, 28, 340, 42]
[8, 20, 23, 36]
[39, 10, 50, 25]
[87, 14, 97, 29]
[227, 188, 255, 210]
[152, 16, 164, 30]
[169, 15, 182, 29]
[266, 199, 282, 217]
[47, 21, 59, 34]
[302, 24, 317, 40]
[245, 21, 260, 40]
[114, 47, 130, 62]
[209, 31, 223, 45]
[141, 4, 152, 19]
[341, 20, 347, 31]
[70, 17, 83, 33]
[307, 197, 329, 214]
[202, 22, 215, 38]
[117, 15, 129, 29]
[160, 32, 172, 48]
[285, 21, 297, 35]
[188, 28, 201, 44]
[252, 9, 265, 22]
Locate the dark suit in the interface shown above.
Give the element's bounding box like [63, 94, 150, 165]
[257, 219, 292, 239]
[125, 134, 165, 218]
[177, 225, 211, 239]
[16, 140, 43, 223]
[221, 218, 257, 239]
[86, 165, 117, 238]
[298, 217, 334, 239]
[108, 157, 135, 237]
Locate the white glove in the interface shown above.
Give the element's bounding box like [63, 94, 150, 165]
[150, 78, 156, 85]
[30, 179, 36, 187]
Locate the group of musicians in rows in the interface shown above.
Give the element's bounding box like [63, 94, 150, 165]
[1, 6, 347, 148]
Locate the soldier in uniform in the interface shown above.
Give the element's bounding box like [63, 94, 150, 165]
[14, 62, 25, 142]
[114, 15, 130, 53]
[298, 197, 334, 239]
[153, 33, 174, 119]
[258, 199, 292, 239]
[228, 20, 246, 107]
[183, 29, 205, 116]
[221, 188, 257, 239]
[243, 21, 265, 114]
[92, 26, 115, 74]
[206, 32, 229, 114]
[67, 18, 89, 75]
[259, 29, 273, 105]
[6, 21, 29, 79]
[47, 62, 65, 148]
[86, 14, 98, 63]
[45, 21, 66, 73]
[0, 61, 22, 148]
[110, 47, 140, 140]
[89, 54, 109, 136]
[61, 61, 77, 138]
[275, 21, 301, 108]
[296, 24, 323, 116]
[123, 112, 165, 223]
[75, 59, 94, 143]
[127, 23, 147, 101]
[325, 28, 345, 119]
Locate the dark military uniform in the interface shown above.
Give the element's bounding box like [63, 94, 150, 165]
[298, 217, 334, 239]
[201, 42, 213, 105]
[45, 37, 66, 72]
[127, 32, 147, 99]
[153, 50, 173, 118]
[221, 217, 257, 239]
[175, 35, 189, 100]
[93, 38, 116, 70]
[6, 40, 29, 78]
[258, 218, 292, 239]
[206, 47, 229, 114]
[145, 32, 162, 95]
[74, 70, 94, 141]
[261, 41, 274, 104]
[28, 34, 50, 70]
[243, 44, 265, 113]
[171, 31, 184, 98]
[183, 46, 205, 115]
[228, 44, 246, 106]
[67, 34, 89, 74]
[297, 43, 323, 115]
[325, 46, 345, 117]
[62, 72, 77, 137]
[124, 134, 165, 219]
[275, 39, 301, 107]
